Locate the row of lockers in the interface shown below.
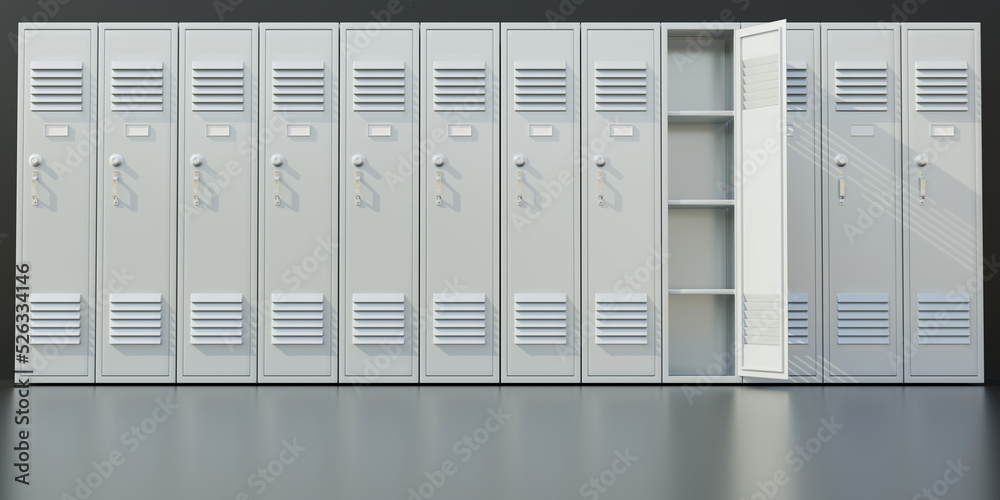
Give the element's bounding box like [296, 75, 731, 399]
[16, 22, 981, 383]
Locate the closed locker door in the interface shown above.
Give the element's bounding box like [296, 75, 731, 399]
[17, 24, 97, 383]
[420, 24, 499, 382]
[822, 24, 902, 382]
[178, 24, 258, 382]
[784, 24, 822, 382]
[501, 24, 581, 383]
[97, 24, 177, 382]
[340, 24, 419, 383]
[582, 24, 661, 382]
[902, 24, 982, 382]
[259, 24, 338, 382]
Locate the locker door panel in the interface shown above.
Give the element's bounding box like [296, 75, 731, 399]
[340, 25, 419, 382]
[260, 25, 338, 381]
[19, 26, 97, 382]
[582, 25, 661, 381]
[822, 25, 902, 381]
[735, 20, 788, 379]
[98, 25, 177, 381]
[903, 25, 981, 380]
[501, 25, 580, 382]
[421, 25, 499, 381]
[178, 25, 258, 381]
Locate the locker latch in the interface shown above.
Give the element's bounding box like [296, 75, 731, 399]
[435, 171, 443, 206]
[838, 171, 845, 206]
[112, 170, 120, 207]
[597, 171, 605, 206]
[30, 171, 38, 206]
[274, 170, 281, 206]
[516, 170, 523, 207]
[193, 171, 200, 207]
[919, 171, 926, 206]
[355, 171, 362, 206]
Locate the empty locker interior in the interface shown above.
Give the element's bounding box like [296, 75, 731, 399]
[177, 24, 259, 382]
[902, 23, 982, 382]
[18, 24, 98, 383]
[340, 24, 420, 383]
[420, 24, 500, 382]
[97, 24, 177, 382]
[582, 24, 662, 382]
[500, 24, 581, 383]
[258, 24, 338, 382]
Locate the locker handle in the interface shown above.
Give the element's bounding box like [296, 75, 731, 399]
[597, 171, 605, 206]
[838, 171, 845, 206]
[112, 171, 120, 207]
[355, 171, 362, 206]
[193, 171, 200, 207]
[435, 171, 443, 206]
[274, 170, 281, 206]
[31, 171, 38, 206]
[516, 170, 523, 207]
[919, 171, 926, 206]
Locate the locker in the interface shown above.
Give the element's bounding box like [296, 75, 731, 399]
[340, 24, 420, 383]
[17, 24, 98, 383]
[258, 24, 339, 382]
[177, 24, 259, 382]
[581, 23, 662, 382]
[97, 24, 178, 382]
[500, 23, 581, 383]
[902, 23, 982, 382]
[420, 24, 500, 382]
[822, 24, 903, 383]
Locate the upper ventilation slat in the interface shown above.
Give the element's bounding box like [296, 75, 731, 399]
[835, 61, 888, 112]
[594, 61, 647, 112]
[272, 62, 325, 112]
[191, 61, 245, 112]
[915, 61, 969, 112]
[30, 61, 84, 112]
[354, 62, 406, 112]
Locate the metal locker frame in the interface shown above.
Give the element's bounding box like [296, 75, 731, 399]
[821, 23, 903, 383]
[177, 23, 259, 383]
[500, 23, 582, 384]
[419, 23, 501, 383]
[901, 23, 983, 383]
[96, 23, 178, 383]
[258, 23, 339, 383]
[339, 23, 420, 384]
[17, 23, 98, 383]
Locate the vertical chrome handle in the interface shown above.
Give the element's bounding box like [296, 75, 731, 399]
[274, 170, 281, 206]
[838, 171, 845, 206]
[919, 171, 926, 206]
[31, 171, 38, 206]
[597, 171, 605, 206]
[354, 171, 362, 206]
[435, 171, 443, 206]
[112, 170, 120, 206]
[516, 170, 524, 207]
[835, 154, 847, 206]
[193, 171, 200, 206]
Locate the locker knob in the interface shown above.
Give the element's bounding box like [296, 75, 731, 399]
[28, 154, 43, 168]
[109, 154, 123, 168]
[190, 154, 205, 167]
[271, 154, 285, 167]
[513, 154, 526, 167]
[352, 154, 366, 167]
[834, 154, 848, 168]
[593, 154, 608, 167]
[432, 154, 446, 167]
[915, 154, 929, 167]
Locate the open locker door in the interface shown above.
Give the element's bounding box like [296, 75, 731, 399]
[735, 20, 788, 379]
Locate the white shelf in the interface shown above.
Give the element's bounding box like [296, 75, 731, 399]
[667, 199, 735, 209]
[668, 288, 735, 295]
[666, 110, 735, 124]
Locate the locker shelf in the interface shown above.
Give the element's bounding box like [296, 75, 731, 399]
[666, 110, 734, 123]
[667, 199, 735, 208]
[668, 288, 735, 295]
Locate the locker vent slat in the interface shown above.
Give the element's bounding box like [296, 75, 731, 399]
[514, 293, 568, 345]
[916, 293, 971, 345]
[835, 61, 888, 112]
[514, 61, 567, 112]
[271, 293, 324, 345]
[741, 53, 781, 110]
[433, 61, 486, 112]
[272, 61, 325, 112]
[191, 61, 245, 112]
[433, 293, 487, 345]
[836, 293, 890, 345]
[109, 293, 162, 345]
[352, 293, 405, 345]
[111, 61, 164, 112]
[915, 61, 969, 112]
[786, 61, 808, 112]
[353, 61, 405, 112]
[788, 293, 809, 345]
[594, 61, 647, 112]
[29, 61, 84, 112]
[594, 293, 648, 345]
[743, 294, 783, 346]
[190, 293, 244, 345]
[28, 293, 82, 345]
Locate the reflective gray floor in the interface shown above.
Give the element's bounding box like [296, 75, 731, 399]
[2, 384, 998, 500]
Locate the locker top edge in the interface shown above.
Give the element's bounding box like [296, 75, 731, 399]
[500, 23, 580, 31]
[340, 22, 418, 30]
[421, 22, 499, 31]
[19, 22, 96, 32]
[99, 22, 178, 31]
[901, 22, 980, 30]
[582, 22, 660, 30]
[259, 22, 339, 30]
[178, 22, 258, 30]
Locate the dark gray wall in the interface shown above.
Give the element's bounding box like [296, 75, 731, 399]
[2, 0, 994, 383]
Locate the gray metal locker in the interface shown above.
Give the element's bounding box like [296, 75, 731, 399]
[822, 24, 903, 383]
[97, 24, 178, 382]
[17, 24, 98, 383]
[420, 24, 500, 382]
[581, 23, 662, 383]
[340, 24, 420, 383]
[259, 23, 339, 383]
[902, 23, 982, 382]
[501, 23, 581, 383]
[177, 24, 259, 383]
